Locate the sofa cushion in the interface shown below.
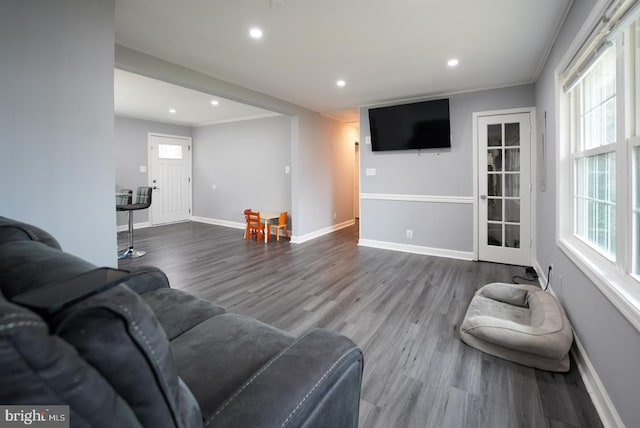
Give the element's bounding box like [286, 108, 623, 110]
[207, 329, 363, 428]
[140, 287, 226, 340]
[170, 313, 294, 420]
[53, 284, 202, 428]
[0, 295, 142, 428]
[123, 265, 172, 294]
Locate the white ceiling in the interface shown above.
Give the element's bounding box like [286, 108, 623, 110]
[114, 69, 280, 126]
[115, 0, 572, 122]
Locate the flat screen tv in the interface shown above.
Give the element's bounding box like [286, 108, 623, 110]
[368, 98, 451, 151]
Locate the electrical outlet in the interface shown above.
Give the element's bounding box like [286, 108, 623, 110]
[406, 229, 413, 239]
[333, 212, 337, 219]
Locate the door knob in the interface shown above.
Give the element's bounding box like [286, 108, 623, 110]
[480, 194, 487, 200]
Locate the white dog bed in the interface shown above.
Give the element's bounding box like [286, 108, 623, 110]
[460, 282, 573, 372]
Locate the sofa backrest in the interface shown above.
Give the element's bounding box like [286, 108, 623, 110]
[0, 294, 143, 427]
[53, 283, 202, 428]
[0, 217, 202, 428]
[0, 241, 96, 300]
[0, 216, 61, 249]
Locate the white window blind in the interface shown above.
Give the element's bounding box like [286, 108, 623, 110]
[561, 0, 639, 93]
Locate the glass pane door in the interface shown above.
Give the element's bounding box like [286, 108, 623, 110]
[478, 112, 531, 266]
[487, 123, 521, 249]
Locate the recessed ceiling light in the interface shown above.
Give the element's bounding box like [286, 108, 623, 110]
[211, 100, 219, 106]
[336, 79, 346, 87]
[448, 58, 459, 67]
[169, 108, 177, 114]
[249, 28, 263, 39]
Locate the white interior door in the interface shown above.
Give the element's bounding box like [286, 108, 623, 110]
[148, 134, 192, 225]
[478, 113, 531, 266]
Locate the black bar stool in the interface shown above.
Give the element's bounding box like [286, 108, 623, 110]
[116, 187, 152, 259]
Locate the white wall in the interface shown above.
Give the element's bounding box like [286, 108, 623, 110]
[114, 116, 192, 226]
[535, 0, 640, 425]
[192, 116, 291, 224]
[0, 0, 116, 266]
[358, 85, 535, 255]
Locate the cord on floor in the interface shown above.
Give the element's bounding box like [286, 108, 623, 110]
[512, 266, 538, 284]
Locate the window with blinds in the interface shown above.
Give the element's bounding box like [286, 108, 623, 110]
[570, 46, 617, 258]
[558, 0, 640, 302]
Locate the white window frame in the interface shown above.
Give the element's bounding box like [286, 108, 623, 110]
[570, 51, 618, 260]
[556, 1, 640, 332]
[632, 137, 640, 277]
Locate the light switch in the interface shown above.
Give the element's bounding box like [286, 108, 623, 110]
[212, 184, 216, 190]
[285, 165, 290, 174]
[365, 136, 371, 145]
[366, 168, 376, 176]
[140, 165, 147, 173]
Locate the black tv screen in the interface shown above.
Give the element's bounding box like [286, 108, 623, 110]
[368, 98, 451, 151]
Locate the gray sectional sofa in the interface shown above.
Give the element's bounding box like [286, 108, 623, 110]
[0, 216, 363, 427]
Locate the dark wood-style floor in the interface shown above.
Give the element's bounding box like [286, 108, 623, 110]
[118, 221, 602, 428]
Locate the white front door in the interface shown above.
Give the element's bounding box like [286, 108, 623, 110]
[148, 134, 192, 225]
[477, 112, 532, 266]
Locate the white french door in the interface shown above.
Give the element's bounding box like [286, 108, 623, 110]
[477, 112, 532, 266]
[148, 133, 192, 225]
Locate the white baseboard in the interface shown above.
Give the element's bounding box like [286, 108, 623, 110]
[193, 215, 346, 243]
[358, 239, 474, 261]
[116, 221, 151, 233]
[571, 333, 625, 428]
[192, 215, 290, 239]
[191, 216, 245, 230]
[532, 259, 547, 286]
[532, 260, 624, 428]
[290, 219, 355, 244]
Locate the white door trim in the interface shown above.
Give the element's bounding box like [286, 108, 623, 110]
[472, 107, 537, 263]
[147, 132, 193, 226]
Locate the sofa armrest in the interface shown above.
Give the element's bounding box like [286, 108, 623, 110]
[206, 329, 363, 428]
[121, 266, 171, 294]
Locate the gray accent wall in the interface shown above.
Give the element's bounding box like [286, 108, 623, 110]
[192, 113, 357, 236]
[359, 85, 535, 251]
[535, 0, 640, 425]
[0, 0, 116, 266]
[114, 116, 192, 226]
[192, 116, 291, 224]
[361, 199, 473, 251]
